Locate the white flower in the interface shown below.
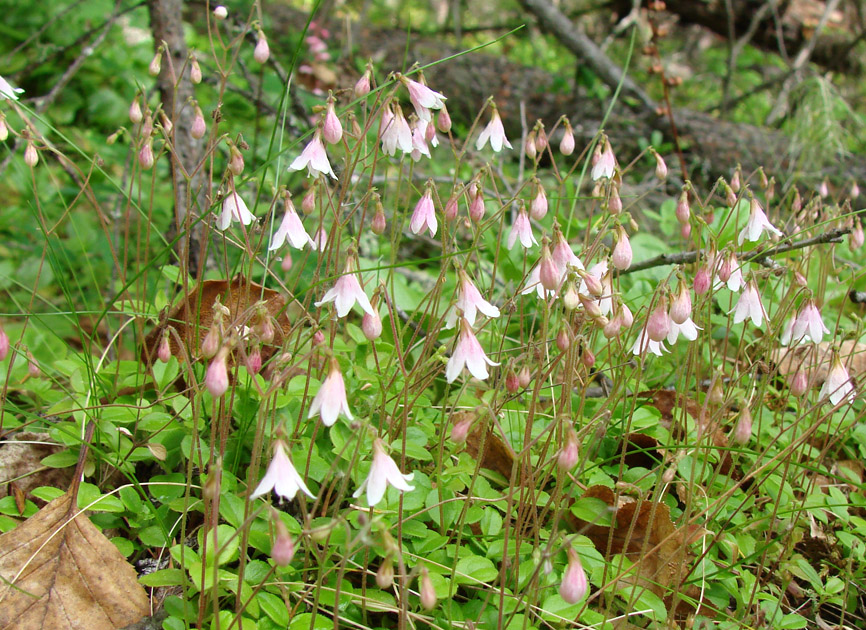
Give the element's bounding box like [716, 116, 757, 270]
[508, 208, 537, 249]
[732, 280, 765, 327]
[403, 77, 446, 122]
[791, 300, 830, 345]
[353, 439, 415, 507]
[632, 326, 668, 357]
[308, 359, 353, 426]
[250, 440, 315, 501]
[591, 138, 616, 181]
[445, 270, 500, 328]
[738, 197, 783, 245]
[819, 355, 855, 405]
[315, 258, 375, 317]
[410, 186, 437, 236]
[475, 107, 512, 152]
[218, 189, 255, 231]
[0, 75, 23, 101]
[380, 104, 413, 156]
[666, 317, 701, 344]
[289, 133, 336, 179]
[269, 198, 313, 250]
[446, 318, 499, 382]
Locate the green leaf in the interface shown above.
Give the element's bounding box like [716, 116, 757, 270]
[570, 497, 612, 526]
[139, 568, 185, 587]
[454, 555, 498, 585]
[257, 591, 289, 626]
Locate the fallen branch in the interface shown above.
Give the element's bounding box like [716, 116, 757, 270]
[624, 226, 851, 274]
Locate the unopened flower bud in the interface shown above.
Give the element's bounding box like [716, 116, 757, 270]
[138, 141, 154, 169]
[558, 428, 579, 471]
[582, 347, 595, 368]
[322, 97, 342, 145]
[603, 314, 623, 338]
[693, 266, 711, 295]
[790, 370, 809, 396]
[560, 120, 575, 156]
[148, 50, 162, 76]
[444, 193, 459, 222]
[850, 218, 864, 250]
[254, 30, 270, 64]
[505, 370, 520, 393]
[190, 55, 202, 84]
[24, 142, 38, 168]
[646, 301, 671, 342]
[0, 117, 7, 142]
[818, 179, 829, 198]
[205, 347, 230, 397]
[559, 547, 588, 604]
[535, 126, 548, 153]
[676, 192, 690, 224]
[247, 346, 262, 375]
[312, 330, 325, 346]
[228, 145, 244, 176]
[129, 97, 143, 124]
[469, 191, 485, 222]
[376, 557, 394, 589]
[539, 245, 560, 292]
[371, 204, 386, 234]
[730, 169, 741, 193]
[518, 366, 531, 388]
[732, 407, 752, 445]
[271, 519, 295, 566]
[851, 182, 860, 199]
[0, 324, 9, 361]
[419, 567, 436, 611]
[157, 332, 171, 363]
[451, 417, 472, 443]
[437, 106, 451, 133]
[791, 188, 801, 214]
[556, 329, 570, 352]
[580, 271, 603, 298]
[201, 322, 220, 359]
[26, 350, 40, 378]
[191, 105, 206, 139]
[524, 132, 537, 160]
[562, 282, 580, 310]
[708, 379, 725, 405]
[281, 255, 292, 271]
[611, 227, 632, 271]
[302, 188, 316, 214]
[362, 310, 382, 340]
[680, 222, 691, 239]
[669, 282, 692, 325]
[530, 182, 548, 220]
[620, 303, 634, 328]
[213, 5, 228, 19]
[354, 70, 371, 98]
[653, 151, 667, 179]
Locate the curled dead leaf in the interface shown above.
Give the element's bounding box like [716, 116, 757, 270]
[0, 492, 150, 630]
[455, 411, 518, 480]
[771, 339, 866, 385]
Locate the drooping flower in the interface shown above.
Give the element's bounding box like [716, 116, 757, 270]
[714, 252, 744, 292]
[445, 318, 499, 383]
[791, 300, 830, 345]
[410, 120, 431, 161]
[446, 269, 500, 328]
[732, 280, 766, 327]
[669, 281, 693, 325]
[250, 439, 315, 501]
[476, 105, 512, 152]
[666, 317, 701, 344]
[271, 518, 295, 566]
[530, 181, 548, 220]
[401, 75, 446, 122]
[315, 256, 375, 317]
[419, 566, 437, 610]
[409, 184, 437, 236]
[611, 226, 632, 271]
[559, 119, 575, 156]
[289, 132, 336, 179]
[559, 547, 588, 604]
[646, 299, 671, 342]
[205, 346, 230, 396]
[308, 358, 353, 426]
[217, 187, 255, 231]
[632, 326, 668, 357]
[0, 75, 24, 100]
[254, 30, 270, 64]
[508, 206, 537, 249]
[738, 197, 783, 245]
[322, 96, 342, 145]
[819, 354, 855, 405]
[353, 438, 415, 507]
[380, 104, 413, 156]
[0, 323, 9, 361]
[269, 196, 313, 250]
[591, 137, 616, 181]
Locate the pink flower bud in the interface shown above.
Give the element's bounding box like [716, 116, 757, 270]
[732, 407, 752, 445]
[444, 193, 459, 222]
[556, 329, 570, 352]
[0, 118, 7, 142]
[322, 98, 342, 145]
[271, 519, 295, 566]
[0, 324, 9, 361]
[646, 301, 671, 342]
[620, 303, 634, 328]
[730, 169, 741, 192]
[559, 120, 575, 156]
[717, 256, 732, 283]
[505, 370, 520, 393]
[376, 557, 394, 589]
[603, 314, 623, 339]
[524, 132, 537, 160]
[190, 55, 202, 84]
[535, 126, 548, 153]
[213, 5, 228, 19]
[791, 188, 801, 214]
[451, 417, 472, 443]
[708, 379, 725, 405]
[157, 333, 171, 363]
[247, 346, 262, 375]
[518, 366, 531, 388]
[229, 145, 244, 176]
[608, 186, 622, 214]
[725, 184, 737, 208]
[302, 188, 316, 214]
[362, 310, 382, 340]
[191, 106, 206, 139]
[680, 222, 691, 239]
[205, 347, 230, 397]
[669, 282, 692, 325]
[419, 567, 436, 611]
[469, 190, 485, 222]
[148, 51, 162, 77]
[530, 183, 548, 220]
[160, 113, 172, 135]
[851, 182, 860, 199]
[371, 205, 386, 235]
[437, 106, 451, 133]
[558, 429, 579, 471]
[281, 255, 292, 271]
[562, 283, 580, 311]
[559, 547, 588, 604]
[129, 97, 143, 124]
[539, 245, 560, 292]
[693, 266, 711, 295]
[675, 192, 690, 224]
[611, 227, 632, 271]
[201, 323, 220, 359]
[819, 180, 829, 198]
[26, 350, 40, 379]
[580, 271, 603, 298]
[789, 371, 809, 396]
[354, 71, 371, 98]
[582, 347, 595, 368]
[137, 140, 154, 169]
[312, 330, 325, 346]
[24, 143, 38, 168]
[254, 31, 270, 64]
[654, 152, 667, 179]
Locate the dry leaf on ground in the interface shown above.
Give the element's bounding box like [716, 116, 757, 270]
[457, 411, 518, 480]
[771, 340, 866, 384]
[0, 432, 74, 500]
[143, 275, 296, 365]
[0, 492, 150, 630]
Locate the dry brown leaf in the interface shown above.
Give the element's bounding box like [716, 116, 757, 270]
[455, 411, 518, 480]
[143, 276, 296, 365]
[0, 492, 150, 630]
[571, 485, 708, 617]
[0, 432, 74, 500]
[771, 340, 866, 384]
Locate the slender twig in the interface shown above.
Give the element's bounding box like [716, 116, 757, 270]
[622, 226, 851, 275]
